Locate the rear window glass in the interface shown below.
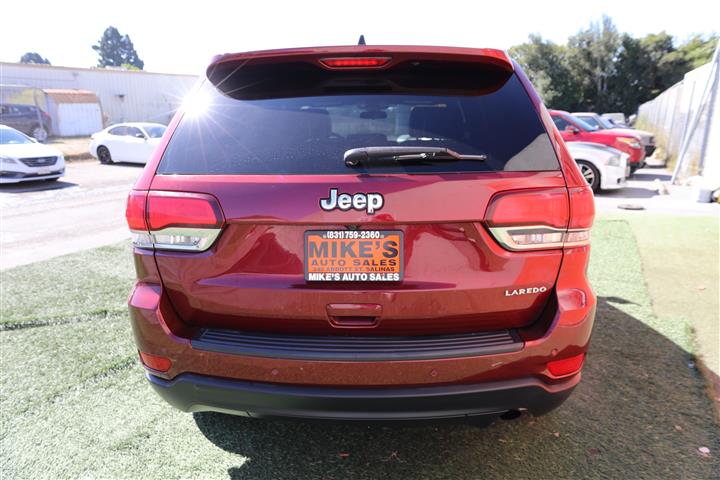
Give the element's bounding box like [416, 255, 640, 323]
[159, 62, 559, 175]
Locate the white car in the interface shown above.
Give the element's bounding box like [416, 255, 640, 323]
[566, 142, 629, 192]
[89, 122, 167, 164]
[0, 124, 65, 183]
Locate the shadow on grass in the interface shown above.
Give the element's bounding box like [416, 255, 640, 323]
[194, 299, 720, 480]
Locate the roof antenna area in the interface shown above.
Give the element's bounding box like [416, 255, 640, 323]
[358, 35, 366, 45]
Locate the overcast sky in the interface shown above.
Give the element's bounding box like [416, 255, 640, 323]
[0, 0, 716, 75]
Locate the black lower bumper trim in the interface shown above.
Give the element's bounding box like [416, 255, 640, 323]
[191, 328, 522, 361]
[148, 373, 578, 421]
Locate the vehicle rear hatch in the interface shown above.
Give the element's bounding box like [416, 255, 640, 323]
[149, 47, 568, 335]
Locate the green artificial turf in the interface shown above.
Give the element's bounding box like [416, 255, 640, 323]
[1, 219, 718, 479]
[623, 214, 719, 378]
[0, 242, 134, 327]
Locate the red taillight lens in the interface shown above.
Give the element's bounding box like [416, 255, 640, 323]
[126, 191, 148, 231]
[568, 186, 595, 229]
[485, 188, 569, 229]
[547, 353, 585, 376]
[126, 190, 225, 252]
[485, 187, 594, 251]
[147, 192, 224, 230]
[319, 57, 391, 68]
[139, 351, 172, 372]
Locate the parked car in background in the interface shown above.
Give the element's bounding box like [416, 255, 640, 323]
[0, 124, 64, 183]
[0, 104, 52, 142]
[601, 113, 629, 127]
[566, 141, 628, 192]
[572, 112, 655, 157]
[550, 110, 645, 173]
[126, 45, 597, 424]
[89, 123, 167, 164]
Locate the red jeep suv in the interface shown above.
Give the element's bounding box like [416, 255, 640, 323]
[126, 46, 596, 422]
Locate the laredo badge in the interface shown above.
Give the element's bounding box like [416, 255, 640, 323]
[505, 286, 548, 296]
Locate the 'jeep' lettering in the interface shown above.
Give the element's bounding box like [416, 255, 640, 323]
[320, 188, 384, 214]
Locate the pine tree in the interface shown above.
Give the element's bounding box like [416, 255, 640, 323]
[92, 26, 144, 70]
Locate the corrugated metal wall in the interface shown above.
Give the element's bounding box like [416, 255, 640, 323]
[0, 62, 198, 125]
[637, 61, 719, 182]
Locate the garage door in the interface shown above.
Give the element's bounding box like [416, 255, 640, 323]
[57, 103, 103, 136]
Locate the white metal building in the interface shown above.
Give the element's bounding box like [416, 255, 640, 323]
[0, 62, 198, 126]
[44, 89, 103, 136]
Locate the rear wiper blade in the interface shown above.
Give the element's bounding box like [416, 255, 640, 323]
[344, 146, 487, 167]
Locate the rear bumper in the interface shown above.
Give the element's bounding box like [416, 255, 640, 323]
[148, 371, 578, 420]
[129, 246, 595, 419]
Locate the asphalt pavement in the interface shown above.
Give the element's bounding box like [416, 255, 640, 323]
[0, 161, 142, 270]
[593, 168, 719, 216]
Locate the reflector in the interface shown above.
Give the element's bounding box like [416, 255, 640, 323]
[547, 353, 585, 376]
[139, 351, 172, 372]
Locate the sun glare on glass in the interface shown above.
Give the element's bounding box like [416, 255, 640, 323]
[182, 91, 210, 117]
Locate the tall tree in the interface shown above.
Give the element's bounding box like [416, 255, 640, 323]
[677, 34, 718, 70]
[566, 15, 621, 112]
[92, 26, 144, 70]
[640, 32, 687, 95]
[510, 35, 581, 110]
[19, 52, 51, 65]
[606, 35, 654, 114]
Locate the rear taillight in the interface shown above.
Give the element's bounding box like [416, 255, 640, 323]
[319, 57, 391, 69]
[125, 191, 225, 252]
[485, 187, 594, 251]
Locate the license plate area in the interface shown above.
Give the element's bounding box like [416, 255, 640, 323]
[304, 230, 403, 282]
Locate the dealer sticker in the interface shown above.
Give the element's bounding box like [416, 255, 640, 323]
[304, 230, 403, 282]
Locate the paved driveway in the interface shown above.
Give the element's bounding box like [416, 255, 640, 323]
[0, 161, 141, 270]
[594, 168, 718, 216]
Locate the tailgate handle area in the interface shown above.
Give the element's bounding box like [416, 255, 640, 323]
[326, 303, 382, 328]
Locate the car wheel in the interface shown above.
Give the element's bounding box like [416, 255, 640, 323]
[577, 160, 600, 192]
[97, 146, 113, 164]
[31, 125, 48, 143]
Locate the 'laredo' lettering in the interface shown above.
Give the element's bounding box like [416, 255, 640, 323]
[504, 286, 548, 296]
